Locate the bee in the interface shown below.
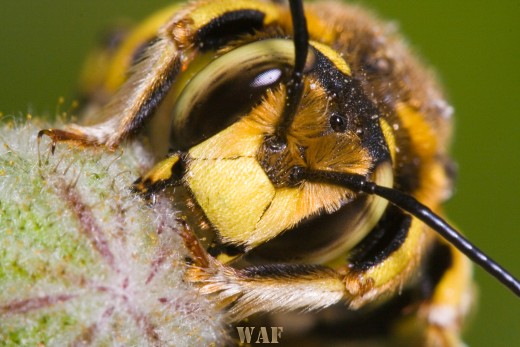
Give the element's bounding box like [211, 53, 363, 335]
[39, 0, 520, 345]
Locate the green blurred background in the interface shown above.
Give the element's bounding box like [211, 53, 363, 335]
[1, 0, 518, 345]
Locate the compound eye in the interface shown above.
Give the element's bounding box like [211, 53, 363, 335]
[330, 113, 348, 132]
[170, 39, 299, 150]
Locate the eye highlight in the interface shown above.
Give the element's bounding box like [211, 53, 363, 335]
[251, 68, 283, 88]
[329, 113, 347, 132]
[170, 39, 298, 150]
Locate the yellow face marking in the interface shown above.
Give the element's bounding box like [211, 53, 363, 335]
[188, 119, 264, 160]
[185, 81, 390, 251]
[252, 163, 392, 260]
[310, 41, 351, 76]
[250, 190, 299, 247]
[187, 120, 275, 246]
[187, 157, 276, 245]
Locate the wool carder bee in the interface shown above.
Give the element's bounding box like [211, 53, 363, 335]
[39, 0, 520, 345]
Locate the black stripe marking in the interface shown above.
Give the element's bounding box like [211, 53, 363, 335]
[195, 10, 266, 51]
[131, 37, 159, 67]
[128, 58, 181, 135]
[420, 240, 453, 299]
[348, 206, 410, 271]
[392, 128, 422, 194]
[242, 264, 334, 279]
[208, 242, 246, 258]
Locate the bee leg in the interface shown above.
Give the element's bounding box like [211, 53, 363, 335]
[39, 1, 284, 150]
[184, 208, 424, 321]
[171, 218, 349, 322]
[167, 218, 346, 322]
[37, 128, 108, 152]
[185, 261, 347, 322]
[36, 6, 190, 149]
[38, 35, 183, 150]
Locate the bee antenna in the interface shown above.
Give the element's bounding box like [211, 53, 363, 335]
[299, 167, 520, 297]
[274, 0, 309, 144]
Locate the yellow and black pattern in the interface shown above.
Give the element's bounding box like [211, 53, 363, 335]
[39, 1, 489, 346]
